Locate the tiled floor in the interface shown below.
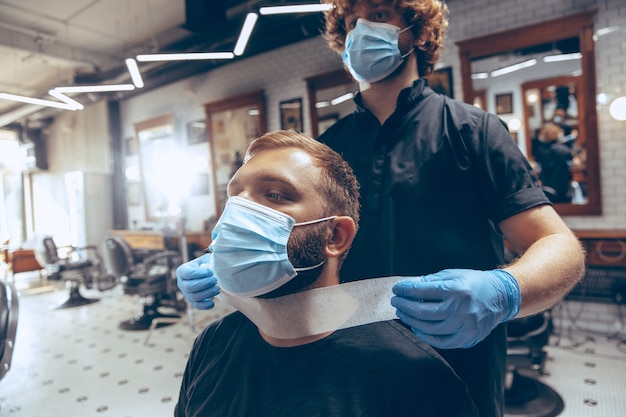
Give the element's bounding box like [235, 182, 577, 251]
[1, 271, 625, 417]
[541, 300, 626, 417]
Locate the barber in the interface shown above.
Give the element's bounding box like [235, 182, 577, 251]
[176, 1, 585, 416]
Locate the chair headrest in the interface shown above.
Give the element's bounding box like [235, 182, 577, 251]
[102, 235, 134, 276]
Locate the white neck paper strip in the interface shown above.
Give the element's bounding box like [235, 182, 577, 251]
[218, 276, 405, 339]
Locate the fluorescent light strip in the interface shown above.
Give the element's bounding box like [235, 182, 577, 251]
[542, 52, 582, 63]
[136, 52, 234, 62]
[0, 92, 78, 110]
[55, 84, 135, 93]
[330, 92, 354, 106]
[48, 89, 84, 110]
[125, 58, 144, 88]
[471, 72, 489, 80]
[234, 13, 258, 56]
[596, 26, 618, 37]
[490, 59, 537, 77]
[259, 4, 334, 15]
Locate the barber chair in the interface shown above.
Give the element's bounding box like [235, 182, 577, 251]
[34, 236, 106, 309]
[102, 235, 183, 331]
[505, 310, 564, 417]
[0, 281, 18, 381]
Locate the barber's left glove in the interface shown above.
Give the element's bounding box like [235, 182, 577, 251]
[391, 269, 521, 349]
[176, 253, 220, 310]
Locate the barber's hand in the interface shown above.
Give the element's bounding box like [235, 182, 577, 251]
[176, 253, 220, 309]
[391, 269, 521, 349]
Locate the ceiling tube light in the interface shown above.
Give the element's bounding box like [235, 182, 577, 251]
[234, 12, 258, 56]
[125, 58, 144, 88]
[490, 59, 537, 77]
[542, 52, 582, 63]
[136, 52, 234, 62]
[471, 72, 489, 80]
[48, 89, 84, 110]
[259, 4, 334, 15]
[55, 84, 135, 93]
[330, 92, 354, 106]
[0, 92, 78, 110]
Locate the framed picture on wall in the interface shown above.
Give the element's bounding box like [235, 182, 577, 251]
[280, 98, 303, 132]
[496, 93, 514, 115]
[424, 67, 454, 98]
[187, 120, 207, 145]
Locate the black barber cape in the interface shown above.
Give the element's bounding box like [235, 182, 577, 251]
[175, 312, 478, 417]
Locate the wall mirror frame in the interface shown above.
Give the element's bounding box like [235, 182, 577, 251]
[204, 90, 267, 216]
[133, 113, 176, 222]
[457, 10, 601, 215]
[306, 69, 355, 138]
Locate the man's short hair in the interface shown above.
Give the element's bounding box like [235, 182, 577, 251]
[245, 130, 360, 230]
[322, 0, 448, 77]
[245, 130, 360, 270]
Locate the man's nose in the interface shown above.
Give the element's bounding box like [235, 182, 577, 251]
[230, 189, 255, 202]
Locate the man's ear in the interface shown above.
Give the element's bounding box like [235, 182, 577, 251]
[325, 216, 356, 259]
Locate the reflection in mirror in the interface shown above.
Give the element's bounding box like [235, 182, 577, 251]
[457, 10, 601, 215]
[306, 70, 357, 138]
[523, 76, 588, 204]
[471, 39, 586, 205]
[204, 90, 267, 215]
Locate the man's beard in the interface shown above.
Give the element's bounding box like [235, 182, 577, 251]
[258, 222, 329, 299]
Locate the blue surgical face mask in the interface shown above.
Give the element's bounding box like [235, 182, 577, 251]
[342, 18, 415, 83]
[208, 196, 336, 297]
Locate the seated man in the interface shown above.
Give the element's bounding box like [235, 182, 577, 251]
[533, 123, 573, 203]
[175, 130, 477, 417]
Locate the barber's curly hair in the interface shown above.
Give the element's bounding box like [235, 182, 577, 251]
[322, 0, 448, 77]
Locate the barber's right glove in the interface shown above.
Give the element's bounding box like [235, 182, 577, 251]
[176, 253, 220, 309]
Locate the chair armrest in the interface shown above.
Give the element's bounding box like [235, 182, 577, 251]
[142, 251, 180, 266]
[65, 245, 103, 263]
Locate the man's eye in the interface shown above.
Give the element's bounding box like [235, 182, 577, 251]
[370, 11, 390, 22]
[266, 192, 287, 201]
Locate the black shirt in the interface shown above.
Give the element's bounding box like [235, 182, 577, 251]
[175, 312, 478, 417]
[318, 79, 550, 417]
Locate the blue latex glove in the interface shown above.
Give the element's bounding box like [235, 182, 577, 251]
[176, 253, 220, 309]
[391, 269, 521, 349]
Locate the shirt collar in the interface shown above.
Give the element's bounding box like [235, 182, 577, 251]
[353, 78, 430, 114]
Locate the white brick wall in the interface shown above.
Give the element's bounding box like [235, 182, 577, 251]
[120, 0, 625, 231]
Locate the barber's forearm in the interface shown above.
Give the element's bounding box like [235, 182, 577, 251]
[503, 232, 585, 318]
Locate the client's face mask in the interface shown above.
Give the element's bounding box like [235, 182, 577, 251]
[342, 18, 415, 83]
[209, 196, 336, 297]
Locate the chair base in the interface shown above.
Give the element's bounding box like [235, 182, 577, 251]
[52, 283, 99, 309]
[119, 305, 180, 331]
[505, 372, 564, 417]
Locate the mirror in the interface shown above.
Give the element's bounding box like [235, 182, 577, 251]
[457, 10, 601, 215]
[134, 114, 177, 221]
[306, 69, 358, 138]
[204, 90, 267, 215]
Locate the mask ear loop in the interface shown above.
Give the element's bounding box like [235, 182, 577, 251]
[291, 215, 337, 272]
[294, 216, 337, 227]
[399, 23, 417, 60]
